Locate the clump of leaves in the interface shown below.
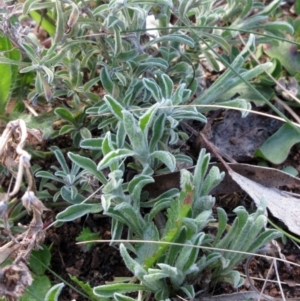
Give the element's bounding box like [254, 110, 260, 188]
[92, 150, 281, 300]
[0, 0, 293, 300]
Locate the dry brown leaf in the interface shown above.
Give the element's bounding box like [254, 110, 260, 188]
[228, 168, 300, 236]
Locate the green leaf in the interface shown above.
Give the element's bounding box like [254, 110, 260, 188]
[150, 151, 176, 172]
[61, 187, 85, 204]
[146, 33, 194, 48]
[29, 246, 51, 275]
[80, 138, 103, 150]
[45, 283, 65, 301]
[264, 41, 300, 75]
[108, 203, 145, 237]
[21, 276, 52, 301]
[144, 185, 194, 269]
[23, 0, 40, 15]
[0, 36, 14, 109]
[80, 127, 92, 139]
[202, 32, 231, 54]
[101, 67, 114, 94]
[76, 227, 99, 252]
[143, 78, 162, 102]
[158, 74, 174, 99]
[213, 208, 228, 246]
[54, 0, 64, 43]
[69, 275, 99, 301]
[114, 293, 137, 301]
[123, 110, 148, 160]
[56, 204, 102, 222]
[104, 95, 124, 120]
[94, 283, 149, 298]
[59, 124, 75, 135]
[139, 104, 158, 135]
[149, 113, 166, 152]
[97, 149, 136, 170]
[50, 146, 70, 174]
[218, 270, 243, 288]
[128, 175, 154, 208]
[83, 77, 100, 92]
[54, 107, 76, 124]
[255, 123, 300, 164]
[68, 152, 107, 184]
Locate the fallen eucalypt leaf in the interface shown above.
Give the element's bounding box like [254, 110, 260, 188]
[0, 119, 48, 300]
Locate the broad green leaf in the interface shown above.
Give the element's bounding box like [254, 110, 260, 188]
[136, 222, 160, 262]
[159, 74, 174, 99]
[262, 21, 294, 35]
[143, 78, 161, 102]
[35, 171, 61, 182]
[68, 152, 107, 184]
[80, 127, 92, 139]
[201, 166, 224, 196]
[139, 104, 158, 135]
[104, 95, 124, 120]
[149, 113, 166, 152]
[150, 151, 176, 172]
[143, 272, 169, 282]
[255, 123, 300, 164]
[83, 77, 100, 92]
[168, 61, 193, 77]
[142, 57, 169, 70]
[54, 108, 75, 125]
[97, 149, 136, 170]
[21, 276, 52, 301]
[80, 138, 103, 150]
[100, 67, 114, 94]
[61, 186, 85, 204]
[264, 41, 300, 75]
[109, 203, 145, 237]
[180, 285, 195, 299]
[116, 49, 138, 62]
[45, 283, 65, 301]
[29, 246, 51, 275]
[217, 270, 243, 288]
[56, 204, 102, 222]
[122, 110, 148, 159]
[59, 124, 75, 135]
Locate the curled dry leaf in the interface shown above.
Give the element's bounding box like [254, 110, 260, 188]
[228, 168, 300, 236]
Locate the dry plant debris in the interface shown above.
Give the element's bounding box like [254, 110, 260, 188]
[0, 119, 48, 300]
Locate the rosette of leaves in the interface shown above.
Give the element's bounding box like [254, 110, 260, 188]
[92, 150, 281, 300]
